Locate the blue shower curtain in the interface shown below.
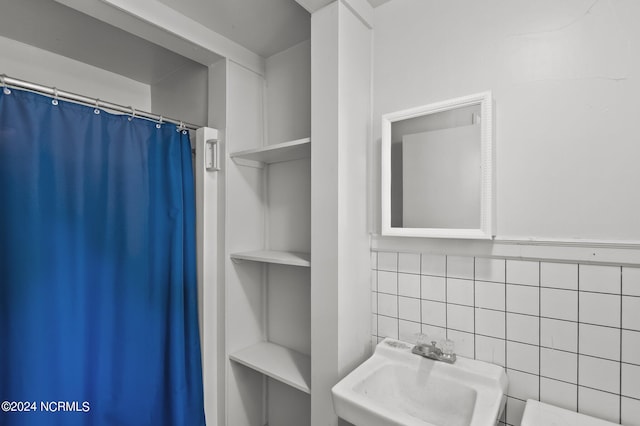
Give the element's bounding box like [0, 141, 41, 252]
[0, 89, 205, 426]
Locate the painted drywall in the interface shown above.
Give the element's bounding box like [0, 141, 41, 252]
[207, 59, 227, 426]
[311, 2, 372, 425]
[0, 35, 151, 110]
[265, 39, 311, 145]
[151, 61, 210, 127]
[372, 0, 640, 242]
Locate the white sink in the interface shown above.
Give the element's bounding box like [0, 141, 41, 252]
[331, 338, 508, 426]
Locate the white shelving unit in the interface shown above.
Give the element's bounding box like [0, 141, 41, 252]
[229, 342, 311, 394]
[230, 250, 310, 267]
[228, 136, 312, 413]
[230, 138, 310, 167]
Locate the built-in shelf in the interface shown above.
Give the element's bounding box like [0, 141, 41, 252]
[230, 137, 310, 167]
[230, 250, 310, 267]
[230, 341, 311, 394]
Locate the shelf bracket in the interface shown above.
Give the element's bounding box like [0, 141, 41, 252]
[205, 139, 220, 171]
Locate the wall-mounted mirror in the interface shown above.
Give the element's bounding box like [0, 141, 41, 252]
[381, 92, 494, 239]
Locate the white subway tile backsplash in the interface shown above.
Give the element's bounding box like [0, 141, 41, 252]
[579, 323, 620, 361]
[398, 296, 420, 322]
[475, 258, 505, 283]
[377, 251, 397, 271]
[475, 335, 505, 366]
[541, 318, 578, 352]
[447, 256, 474, 280]
[579, 264, 621, 294]
[507, 369, 539, 401]
[506, 260, 539, 286]
[422, 324, 447, 342]
[377, 315, 398, 339]
[371, 335, 379, 349]
[505, 397, 526, 426]
[446, 329, 474, 358]
[398, 319, 421, 343]
[421, 300, 446, 328]
[623, 296, 640, 331]
[578, 387, 620, 424]
[506, 284, 539, 316]
[622, 396, 640, 426]
[621, 363, 640, 400]
[377, 270, 398, 295]
[622, 329, 640, 365]
[541, 262, 578, 290]
[421, 275, 446, 302]
[540, 348, 577, 384]
[371, 249, 638, 426]
[540, 378, 577, 411]
[475, 281, 505, 311]
[623, 267, 640, 296]
[398, 253, 420, 274]
[398, 272, 420, 298]
[507, 341, 539, 375]
[580, 292, 620, 328]
[421, 253, 446, 277]
[447, 304, 474, 333]
[579, 355, 620, 394]
[446, 278, 474, 306]
[378, 293, 398, 318]
[507, 313, 539, 345]
[540, 288, 578, 322]
[475, 308, 506, 339]
[371, 314, 378, 335]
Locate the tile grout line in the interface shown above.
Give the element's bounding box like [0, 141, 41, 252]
[538, 261, 542, 402]
[619, 265, 623, 424]
[445, 255, 449, 341]
[577, 263, 581, 413]
[473, 257, 477, 360]
[396, 252, 399, 341]
[504, 259, 509, 423]
[419, 253, 423, 336]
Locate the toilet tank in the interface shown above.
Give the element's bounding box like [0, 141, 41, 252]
[521, 400, 619, 426]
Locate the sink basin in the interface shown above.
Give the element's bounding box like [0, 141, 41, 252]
[331, 338, 508, 426]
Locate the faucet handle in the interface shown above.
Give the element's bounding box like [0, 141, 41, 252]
[441, 339, 456, 359]
[414, 333, 430, 346]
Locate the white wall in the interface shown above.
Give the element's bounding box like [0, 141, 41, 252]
[311, 2, 372, 425]
[373, 0, 640, 243]
[0, 35, 151, 110]
[265, 40, 311, 145]
[151, 61, 210, 127]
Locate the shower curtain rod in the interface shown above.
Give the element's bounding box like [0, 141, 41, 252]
[1, 74, 201, 131]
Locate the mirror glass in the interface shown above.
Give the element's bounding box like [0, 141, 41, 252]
[381, 92, 493, 239]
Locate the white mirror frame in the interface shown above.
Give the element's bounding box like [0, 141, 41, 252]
[381, 91, 494, 239]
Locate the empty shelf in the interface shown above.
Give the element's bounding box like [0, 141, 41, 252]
[230, 341, 311, 394]
[230, 138, 310, 166]
[230, 250, 310, 267]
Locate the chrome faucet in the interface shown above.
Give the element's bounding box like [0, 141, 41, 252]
[411, 335, 457, 364]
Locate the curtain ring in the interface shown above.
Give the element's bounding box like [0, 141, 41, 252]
[1, 74, 11, 95]
[156, 115, 163, 129]
[176, 120, 184, 132]
[128, 106, 136, 121]
[52, 87, 59, 105]
[94, 99, 101, 115]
